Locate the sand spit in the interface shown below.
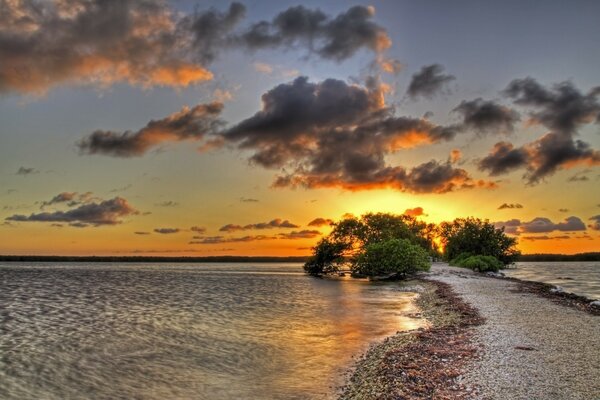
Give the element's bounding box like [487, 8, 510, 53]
[340, 263, 600, 399]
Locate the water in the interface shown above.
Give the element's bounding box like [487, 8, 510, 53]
[0, 262, 423, 400]
[505, 262, 600, 300]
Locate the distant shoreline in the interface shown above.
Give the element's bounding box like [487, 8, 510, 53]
[0, 252, 599, 263]
[0, 255, 308, 263]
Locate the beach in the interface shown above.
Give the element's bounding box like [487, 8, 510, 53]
[341, 263, 600, 399]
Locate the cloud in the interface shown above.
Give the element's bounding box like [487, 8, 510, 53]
[220, 76, 491, 193]
[520, 216, 586, 233]
[39, 191, 94, 209]
[6, 196, 137, 227]
[134, 231, 151, 235]
[493, 219, 522, 235]
[406, 64, 455, 99]
[155, 201, 179, 207]
[521, 235, 571, 241]
[238, 5, 390, 61]
[240, 197, 259, 203]
[16, 167, 38, 176]
[567, 171, 590, 182]
[190, 226, 206, 233]
[0, 0, 221, 94]
[477, 79, 600, 183]
[558, 208, 569, 212]
[153, 228, 180, 234]
[190, 235, 275, 244]
[477, 141, 530, 176]
[403, 207, 425, 217]
[78, 102, 224, 157]
[219, 218, 300, 232]
[278, 230, 321, 239]
[453, 98, 520, 135]
[307, 218, 334, 227]
[480, 135, 600, 183]
[589, 215, 600, 230]
[498, 203, 523, 210]
[1, 2, 389, 95]
[503, 78, 600, 136]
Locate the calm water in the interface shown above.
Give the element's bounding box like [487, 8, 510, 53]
[505, 262, 600, 300]
[0, 262, 423, 400]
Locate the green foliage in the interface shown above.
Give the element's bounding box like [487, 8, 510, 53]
[448, 252, 473, 267]
[304, 213, 434, 277]
[304, 238, 349, 275]
[355, 239, 431, 277]
[439, 217, 520, 265]
[451, 254, 503, 272]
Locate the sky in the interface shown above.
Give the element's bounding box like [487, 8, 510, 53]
[0, 0, 599, 256]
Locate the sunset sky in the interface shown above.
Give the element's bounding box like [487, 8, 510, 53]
[1, 0, 599, 256]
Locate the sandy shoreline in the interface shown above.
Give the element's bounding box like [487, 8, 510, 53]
[340, 263, 600, 400]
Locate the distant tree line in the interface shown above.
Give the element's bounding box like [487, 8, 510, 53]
[0, 255, 309, 263]
[517, 253, 600, 262]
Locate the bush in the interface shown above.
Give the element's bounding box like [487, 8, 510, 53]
[451, 254, 503, 272]
[354, 238, 431, 277]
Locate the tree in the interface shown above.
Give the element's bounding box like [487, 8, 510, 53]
[439, 217, 520, 265]
[304, 213, 433, 277]
[355, 238, 430, 277]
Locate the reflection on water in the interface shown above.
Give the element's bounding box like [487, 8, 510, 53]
[0, 263, 424, 399]
[505, 262, 600, 300]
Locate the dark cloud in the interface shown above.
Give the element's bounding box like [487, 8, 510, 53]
[567, 171, 590, 182]
[493, 219, 522, 235]
[478, 79, 600, 183]
[240, 197, 259, 203]
[453, 98, 520, 135]
[498, 203, 523, 210]
[558, 208, 569, 212]
[1, 2, 388, 94]
[190, 235, 275, 244]
[190, 226, 206, 233]
[0, 0, 216, 93]
[153, 228, 180, 234]
[477, 141, 531, 176]
[480, 135, 600, 183]
[220, 76, 491, 193]
[110, 184, 133, 193]
[278, 230, 321, 239]
[403, 207, 425, 217]
[78, 103, 224, 157]
[589, 215, 600, 231]
[155, 201, 179, 207]
[503, 78, 600, 136]
[6, 197, 137, 226]
[521, 235, 571, 241]
[522, 133, 600, 183]
[16, 167, 38, 176]
[40, 191, 93, 208]
[134, 231, 151, 235]
[219, 218, 300, 232]
[406, 64, 455, 99]
[520, 216, 586, 233]
[307, 218, 334, 227]
[238, 5, 390, 61]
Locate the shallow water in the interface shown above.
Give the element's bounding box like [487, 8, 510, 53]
[0, 262, 423, 400]
[505, 262, 600, 300]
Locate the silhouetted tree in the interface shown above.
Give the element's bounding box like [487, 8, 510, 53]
[439, 217, 519, 265]
[304, 213, 432, 277]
